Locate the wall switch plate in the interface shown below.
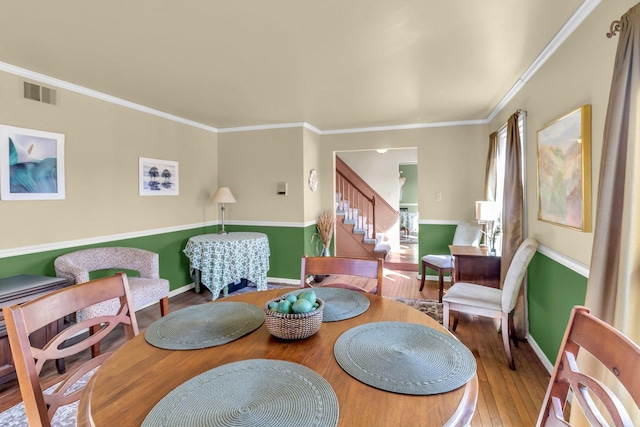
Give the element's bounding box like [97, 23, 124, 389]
[277, 182, 288, 195]
[436, 192, 442, 202]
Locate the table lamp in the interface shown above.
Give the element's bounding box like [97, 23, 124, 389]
[211, 187, 236, 234]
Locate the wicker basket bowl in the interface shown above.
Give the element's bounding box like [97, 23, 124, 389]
[263, 296, 324, 340]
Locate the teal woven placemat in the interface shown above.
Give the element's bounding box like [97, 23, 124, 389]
[144, 302, 264, 350]
[142, 359, 339, 427]
[286, 287, 370, 321]
[334, 321, 476, 395]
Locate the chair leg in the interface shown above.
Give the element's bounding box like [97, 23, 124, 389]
[452, 311, 459, 331]
[90, 324, 101, 358]
[160, 296, 169, 317]
[443, 302, 450, 330]
[419, 260, 427, 291]
[437, 269, 444, 303]
[509, 314, 519, 348]
[502, 312, 515, 370]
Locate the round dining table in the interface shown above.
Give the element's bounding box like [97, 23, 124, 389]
[77, 289, 478, 426]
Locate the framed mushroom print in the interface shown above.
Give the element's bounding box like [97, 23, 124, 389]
[139, 157, 179, 196]
[536, 105, 591, 231]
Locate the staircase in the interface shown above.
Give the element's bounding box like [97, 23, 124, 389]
[335, 157, 393, 260]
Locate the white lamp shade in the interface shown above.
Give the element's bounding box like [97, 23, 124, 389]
[211, 187, 236, 203]
[475, 201, 499, 221]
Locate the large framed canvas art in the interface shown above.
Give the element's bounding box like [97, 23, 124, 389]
[536, 105, 591, 231]
[0, 125, 65, 200]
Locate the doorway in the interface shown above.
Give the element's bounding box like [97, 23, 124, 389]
[334, 149, 419, 271]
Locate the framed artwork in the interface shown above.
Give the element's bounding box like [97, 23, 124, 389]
[536, 105, 591, 231]
[0, 125, 65, 200]
[139, 157, 179, 196]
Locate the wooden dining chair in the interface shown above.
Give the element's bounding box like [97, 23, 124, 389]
[300, 255, 384, 295]
[3, 272, 139, 427]
[537, 306, 640, 426]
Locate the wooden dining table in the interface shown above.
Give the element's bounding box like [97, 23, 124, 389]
[77, 289, 478, 426]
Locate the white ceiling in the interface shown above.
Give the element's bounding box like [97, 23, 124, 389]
[1, 0, 590, 131]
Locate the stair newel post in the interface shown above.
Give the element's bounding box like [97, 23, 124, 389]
[371, 196, 376, 240]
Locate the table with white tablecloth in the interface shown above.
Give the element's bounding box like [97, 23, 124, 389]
[183, 232, 270, 299]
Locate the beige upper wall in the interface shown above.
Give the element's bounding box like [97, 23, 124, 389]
[303, 128, 322, 222]
[488, 0, 636, 265]
[319, 125, 488, 222]
[0, 71, 217, 250]
[218, 127, 304, 223]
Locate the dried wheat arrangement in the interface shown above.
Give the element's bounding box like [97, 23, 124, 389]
[316, 209, 335, 248]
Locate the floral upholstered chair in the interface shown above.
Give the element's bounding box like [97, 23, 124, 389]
[55, 247, 169, 355]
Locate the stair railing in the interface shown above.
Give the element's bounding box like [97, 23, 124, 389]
[336, 171, 376, 240]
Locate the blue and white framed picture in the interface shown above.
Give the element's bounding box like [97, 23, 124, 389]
[139, 157, 179, 196]
[0, 125, 65, 200]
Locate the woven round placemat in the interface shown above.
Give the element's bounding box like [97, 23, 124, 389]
[144, 302, 264, 350]
[334, 321, 476, 395]
[142, 359, 339, 427]
[286, 287, 370, 321]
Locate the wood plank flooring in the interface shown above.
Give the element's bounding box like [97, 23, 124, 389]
[0, 269, 550, 426]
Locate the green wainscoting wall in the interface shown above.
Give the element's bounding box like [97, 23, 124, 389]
[224, 224, 314, 280]
[527, 251, 587, 363]
[418, 223, 457, 275]
[0, 224, 312, 292]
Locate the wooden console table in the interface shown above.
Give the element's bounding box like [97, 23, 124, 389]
[0, 274, 70, 384]
[449, 245, 501, 289]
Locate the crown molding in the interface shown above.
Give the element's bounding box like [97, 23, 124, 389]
[0, 61, 219, 133]
[486, 0, 601, 122]
[0, 0, 599, 135]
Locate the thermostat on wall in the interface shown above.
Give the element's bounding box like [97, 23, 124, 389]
[277, 182, 288, 195]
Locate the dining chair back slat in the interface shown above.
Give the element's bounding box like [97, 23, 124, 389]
[537, 306, 640, 426]
[3, 272, 139, 427]
[300, 256, 384, 295]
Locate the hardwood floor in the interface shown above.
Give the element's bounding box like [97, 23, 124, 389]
[0, 270, 550, 426]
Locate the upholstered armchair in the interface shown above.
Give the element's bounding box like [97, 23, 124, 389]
[55, 247, 170, 323]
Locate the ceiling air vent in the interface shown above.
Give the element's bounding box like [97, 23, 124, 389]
[23, 81, 57, 105]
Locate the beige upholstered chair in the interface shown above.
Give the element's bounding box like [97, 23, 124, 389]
[55, 247, 169, 355]
[420, 219, 483, 302]
[3, 272, 139, 427]
[538, 305, 640, 426]
[443, 238, 538, 370]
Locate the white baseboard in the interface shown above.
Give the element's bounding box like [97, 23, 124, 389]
[526, 333, 554, 375]
[267, 277, 300, 285]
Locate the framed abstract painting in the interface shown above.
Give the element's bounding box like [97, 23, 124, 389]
[536, 105, 591, 231]
[0, 125, 65, 200]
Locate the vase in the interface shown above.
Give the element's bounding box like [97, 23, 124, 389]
[314, 245, 331, 283]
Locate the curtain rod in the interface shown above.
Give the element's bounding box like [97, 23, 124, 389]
[607, 20, 621, 38]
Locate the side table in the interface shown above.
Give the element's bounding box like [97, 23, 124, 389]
[183, 232, 270, 300]
[0, 274, 70, 385]
[449, 245, 501, 288]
